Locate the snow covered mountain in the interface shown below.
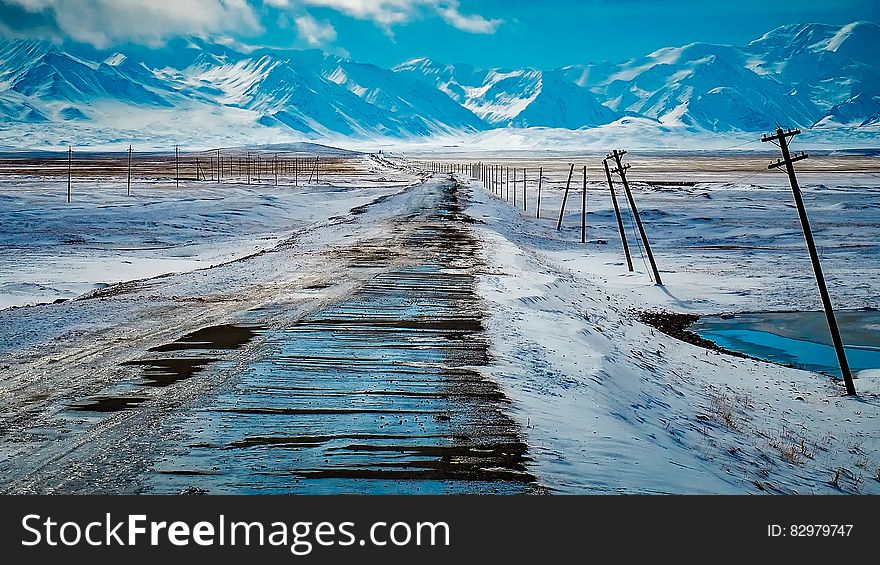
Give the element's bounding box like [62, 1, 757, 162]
[398, 21, 880, 134]
[393, 59, 618, 128]
[0, 37, 488, 140]
[744, 21, 880, 128]
[0, 21, 876, 147]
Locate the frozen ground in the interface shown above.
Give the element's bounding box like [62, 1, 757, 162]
[0, 151, 877, 494]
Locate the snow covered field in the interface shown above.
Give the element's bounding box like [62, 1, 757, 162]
[0, 152, 412, 310]
[446, 155, 880, 493]
[0, 150, 877, 494]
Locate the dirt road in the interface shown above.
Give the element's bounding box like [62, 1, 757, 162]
[0, 171, 537, 494]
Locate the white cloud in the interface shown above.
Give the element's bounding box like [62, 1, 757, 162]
[0, 0, 262, 47]
[294, 13, 336, 46]
[0, 0, 502, 49]
[437, 2, 501, 34]
[295, 0, 503, 33]
[300, 0, 412, 27]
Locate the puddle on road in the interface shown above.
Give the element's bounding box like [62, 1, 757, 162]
[691, 309, 880, 378]
[121, 358, 219, 387]
[70, 396, 147, 412]
[149, 182, 538, 494]
[149, 324, 261, 352]
[70, 324, 261, 412]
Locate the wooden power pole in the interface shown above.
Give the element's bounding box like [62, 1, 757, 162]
[127, 145, 132, 196]
[536, 167, 542, 219]
[67, 146, 72, 203]
[762, 127, 856, 396]
[581, 165, 587, 244]
[608, 149, 662, 285]
[556, 164, 575, 231]
[603, 159, 633, 272]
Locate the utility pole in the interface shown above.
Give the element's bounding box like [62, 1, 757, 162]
[536, 167, 542, 219]
[608, 149, 662, 285]
[522, 168, 527, 212]
[247, 152, 251, 185]
[67, 145, 72, 203]
[762, 127, 856, 396]
[603, 159, 633, 272]
[217, 148, 221, 182]
[581, 165, 587, 244]
[175, 145, 179, 188]
[127, 145, 132, 196]
[556, 164, 575, 230]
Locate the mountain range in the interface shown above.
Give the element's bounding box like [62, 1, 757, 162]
[0, 21, 877, 148]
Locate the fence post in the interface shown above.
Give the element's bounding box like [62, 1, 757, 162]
[513, 167, 517, 207]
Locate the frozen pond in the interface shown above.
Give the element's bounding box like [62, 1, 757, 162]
[690, 309, 880, 379]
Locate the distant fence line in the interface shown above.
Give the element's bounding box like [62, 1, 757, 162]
[412, 156, 663, 286]
[0, 146, 365, 188]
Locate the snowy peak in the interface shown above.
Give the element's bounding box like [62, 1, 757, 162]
[749, 20, 880, 63]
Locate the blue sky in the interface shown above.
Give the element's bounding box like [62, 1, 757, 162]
[1, 0, 878, 68]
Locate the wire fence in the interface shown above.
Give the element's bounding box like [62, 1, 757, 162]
[0, 147, 367, 187]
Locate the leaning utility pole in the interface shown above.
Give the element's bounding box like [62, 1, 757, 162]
[556, 164, 575, 231]
[603, 159, 633, 272]
[127, 145, 132, 196]
[608, 149, 662, 285]
[762, 127, 856, 396]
